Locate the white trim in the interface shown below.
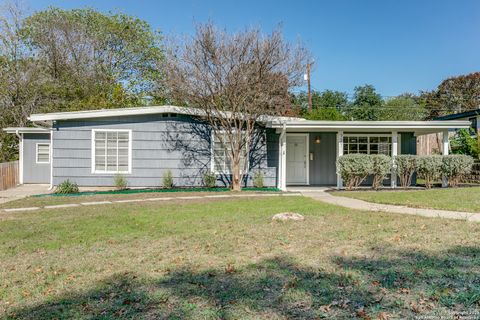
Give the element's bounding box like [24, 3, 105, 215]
[442, 129, 449, 187]
[280, 125, 287, 191]
[391, 131, 398, 188]
[336, 131, 343, 189]
[269, 120, 471, 130]
[285, 133, 309, 186]
[49, 130, 53, 189]
[91, 129, 132, 175]
[18, 132, 24, 185]
[35, 143, 51, 164]
[4, 127, 50, 134]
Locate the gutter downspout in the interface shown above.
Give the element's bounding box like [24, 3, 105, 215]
[15, 130, 23, 185]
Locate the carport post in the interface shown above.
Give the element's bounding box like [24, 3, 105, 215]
[442, 129, 449, 187]
[336, 131, 343, 189]
[391, 131, 398, 188]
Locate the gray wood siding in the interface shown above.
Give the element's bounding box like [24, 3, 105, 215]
[23, 133, 51, 183]
[308, 132, 337, 185]
[52, 114, 277, 187]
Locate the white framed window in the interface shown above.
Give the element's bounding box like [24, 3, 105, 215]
[343, 134, 392, 155]
[91, 129, 132, 174]
[36, 143, 50, 164]
[211, 131, 249, 174]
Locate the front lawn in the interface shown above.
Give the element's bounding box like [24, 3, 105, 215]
[332, 187, 480, 213]
[1, 196, 479, 319]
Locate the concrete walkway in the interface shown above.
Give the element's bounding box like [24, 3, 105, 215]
[301, 188, 480, 222]
[0, 184, 51, 205]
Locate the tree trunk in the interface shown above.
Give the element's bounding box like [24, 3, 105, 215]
[231, 160, 241, 191]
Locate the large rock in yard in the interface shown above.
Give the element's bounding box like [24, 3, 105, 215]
[272, 212, 304, 221]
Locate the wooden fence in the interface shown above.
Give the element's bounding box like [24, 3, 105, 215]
[0, 161, 19, 191]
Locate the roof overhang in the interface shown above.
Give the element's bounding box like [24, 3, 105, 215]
[28, 105, 301, 126]
[267, 120, 471, 135]
[3, 127, 51, 134]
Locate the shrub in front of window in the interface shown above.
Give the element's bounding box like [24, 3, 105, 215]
[114, 174, 128, 190]
[337, 154, 374, 190]
[416, 155, 443, 189]
[441, 154, 474, 187]
[253, 170, 264, 188]
[203, 171, 217, 188]
[395, 155, 417, 188]
[371, 154, 392, 190]
[54, 179, 79, 194]
[163, 170, 174, 189]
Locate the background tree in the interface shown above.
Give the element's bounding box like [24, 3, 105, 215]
[166, 23, 310, 191]
[294, 90, 347, 120]
[348, 84, 383, 120]
[380, 93, 428, 120]
[420, 72, 480, 119]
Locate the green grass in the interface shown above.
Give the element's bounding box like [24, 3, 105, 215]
[0, 196, 479, 319]
[332, 187, 480, 213]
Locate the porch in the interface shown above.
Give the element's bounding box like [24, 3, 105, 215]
[267, 120, 471, 191]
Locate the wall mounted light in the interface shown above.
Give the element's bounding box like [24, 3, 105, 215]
[314, 136, 321, 144]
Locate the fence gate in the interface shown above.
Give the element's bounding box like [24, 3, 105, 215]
[0, 161, 19, 191]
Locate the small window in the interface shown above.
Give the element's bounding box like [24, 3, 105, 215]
[212, 132, 248, 174]
[343, 135, 392, 155]
[36, 143, 50, 164]
[92, 130, 131, 174]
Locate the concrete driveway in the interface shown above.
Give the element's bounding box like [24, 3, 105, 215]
[0, 184, 51, 205]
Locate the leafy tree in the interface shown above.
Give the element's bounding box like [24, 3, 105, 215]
[420, 72, 480, 119]
[450, 129, 479, 159]
[295, 90, 348, 120]
[167, 23, 310, 191]
[380, 93, 428, 120]
[348, 84, 383, 120]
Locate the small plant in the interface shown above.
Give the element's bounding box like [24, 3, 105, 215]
[337, 154, 374, 190]
[114, 174, 128, 190]
[370, 154, 392, 190]
[442, 154, 474, 187]
[416, 155, 443, 189]
[395, 155, 417, 188]
[54, 179, 79, 194]
[203, 171, 217, 188]
[163, 170, 174, 189]
[253, 170, 264, 188]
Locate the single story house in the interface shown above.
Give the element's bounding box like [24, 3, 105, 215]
[4, 106, 470, 190]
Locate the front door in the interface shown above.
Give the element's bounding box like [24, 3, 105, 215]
[286, 135, 308, 185]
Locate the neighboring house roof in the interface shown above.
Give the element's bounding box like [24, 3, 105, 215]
[28, 105, 302, 126]
[434, 109, 480, 121]
[3, 127, 50, 134]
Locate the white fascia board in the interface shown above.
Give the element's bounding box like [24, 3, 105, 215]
[3, 127, 51, 134]
[28, 105, 301, 123]
[268, 120, 471, 130]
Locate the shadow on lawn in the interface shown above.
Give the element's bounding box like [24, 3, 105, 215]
[7, 246, 480, 319]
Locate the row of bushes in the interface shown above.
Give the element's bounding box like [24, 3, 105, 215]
[337, 154, 474, 190]
[54, 170, 266, 194]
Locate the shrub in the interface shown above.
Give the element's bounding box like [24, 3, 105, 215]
[54, 179, 79, 194]
[395, 155, 417, 188]
[370, 154, 391, 190]
[203, 171, 217, 188]
[163, 170, 174, 189]
[337, 154, 374, 190]
[442, 154, 474, 187]
[416, 155, 443, 188]
[114, 174, 128, 190]
[253, 170, 264, 188]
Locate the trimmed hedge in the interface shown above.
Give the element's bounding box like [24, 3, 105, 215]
[371, 154, 392, 190]
[442, 154, 474, 187]
[395, 155, 416, 188]
[416, 155, 443, 189]
[337, 154, 374, 190]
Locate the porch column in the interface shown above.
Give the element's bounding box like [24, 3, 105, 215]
[442, 129, 449, 187]
[336, 131, 343, 189]
[391, 131, 398, 188]
[278, 124, 287, 191]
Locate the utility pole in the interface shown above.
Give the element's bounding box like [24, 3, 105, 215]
[307, 63, 312, 110]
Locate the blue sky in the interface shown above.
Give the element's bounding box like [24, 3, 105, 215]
[27, 0, 480, 97]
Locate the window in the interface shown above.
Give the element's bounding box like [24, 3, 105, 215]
[212, 132, 248, 174]
[343, 135, 392, 155]
[36, 143, 50, 163]
[92, 130, 131, 174]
